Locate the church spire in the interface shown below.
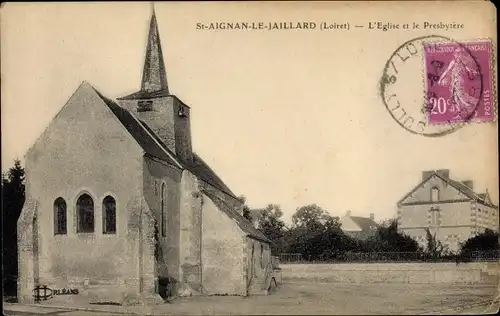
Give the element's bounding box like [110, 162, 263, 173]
[141, 5, 169, 94]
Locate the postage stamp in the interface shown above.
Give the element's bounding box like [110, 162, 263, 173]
[424, 40, 494, 124]
[380, 35, 465, 137]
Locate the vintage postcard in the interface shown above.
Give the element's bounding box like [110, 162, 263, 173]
[1, 1, 498, 315]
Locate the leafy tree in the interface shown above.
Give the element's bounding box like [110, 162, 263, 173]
[242, 206, 252, 222]
[424, 227, 445, 259]
[291, 204, 330, 230]
[459, 229, 499, 254]
[365, 219, 421, 252]
[2, 159, 25, 215]
[2, 159, 26, 296]
[256, 204, 286, 254]
[237, 195, 253, 222]
[287, 204, 348, 261]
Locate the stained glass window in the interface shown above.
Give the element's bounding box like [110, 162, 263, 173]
[77, 194, 94, 233]
[103, 196, 116, 234]
[54, 198, 67, 235]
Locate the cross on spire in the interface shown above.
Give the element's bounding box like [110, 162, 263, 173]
[141, 5, 169, 94]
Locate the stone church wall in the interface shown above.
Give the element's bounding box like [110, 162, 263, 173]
[178, 171, 203, 295]
[18, 84, 150, 304]
[200, 194, 246, 295]
[143, 157, 183, 286]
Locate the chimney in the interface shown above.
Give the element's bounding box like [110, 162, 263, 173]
[370, 213, 375, 220]
[436, 169, 450, 179]
[422, 170, 434, 181]
[345, 210, 351, 217]
[462, 180, 474, 190]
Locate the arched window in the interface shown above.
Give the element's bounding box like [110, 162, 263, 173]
[77, 194, 94, 233]
[161, 183, 166, 237]
[102, 196, 116, 234]
[54, 197, 67, 235]
[431, 187, 440, 202]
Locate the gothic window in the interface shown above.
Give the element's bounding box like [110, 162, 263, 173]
[137, 100, 153, 112]
[431, 187, 440, 202]
[54, 197, 67, 235]
[161, 183, 166, 237]
[102, 196, 116, 234]
[77, 194, 94, 233]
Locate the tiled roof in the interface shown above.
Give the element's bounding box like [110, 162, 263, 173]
[202, 189, 272, 244]
[349, 216, 378, 232]
[186, 154, 236, 198]
[438, 176, 496, 208]
[93, 86, 237, 199]
[446, 179, 480, 200]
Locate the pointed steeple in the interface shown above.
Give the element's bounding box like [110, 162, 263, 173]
[141, 5, 169, 94]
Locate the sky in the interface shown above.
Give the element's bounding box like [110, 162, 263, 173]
[1, 2, 498, 225]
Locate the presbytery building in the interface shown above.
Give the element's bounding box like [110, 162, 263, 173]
[397, 169, 498, 253]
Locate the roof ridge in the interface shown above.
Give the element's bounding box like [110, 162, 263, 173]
[128, 112, 183, 169]
[349, 216, 378, 232]
[398, 170, 496, 207]
[190, 153, 236, 198]
[442, 176, 482, 200]
[89, 85, 183, 169]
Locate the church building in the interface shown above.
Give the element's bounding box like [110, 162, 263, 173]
[18, 9, 274, 305]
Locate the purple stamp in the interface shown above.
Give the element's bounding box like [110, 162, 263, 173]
[424, 40, 493, 124]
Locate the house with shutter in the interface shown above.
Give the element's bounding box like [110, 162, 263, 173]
[17, 9, 276, 306]
[340, 211, 378, 240]
[397, 169, 498, 253]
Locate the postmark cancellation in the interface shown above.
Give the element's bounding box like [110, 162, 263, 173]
[381, 36, 496, 137]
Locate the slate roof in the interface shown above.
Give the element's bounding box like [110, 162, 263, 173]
[349, 216, 378, 232]
[446, 179, 481, 200]
[94, 88, 180, 166]
[399, 170, 497, 208]
[202, 189, 272, 244]
[187, 154, 236, 198]
[92, 86, 238, 199]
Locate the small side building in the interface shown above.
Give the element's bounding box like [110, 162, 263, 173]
[340, 211, 378, 240]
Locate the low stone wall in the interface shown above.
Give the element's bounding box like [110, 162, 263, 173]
[281, 262, 500, 284]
